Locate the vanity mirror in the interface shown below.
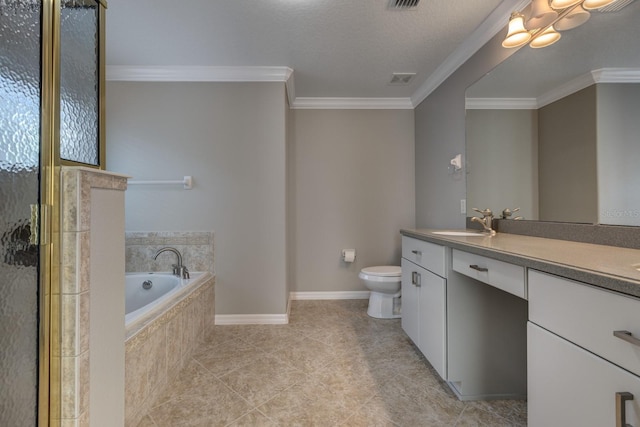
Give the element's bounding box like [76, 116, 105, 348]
[465, 0, 640, 226]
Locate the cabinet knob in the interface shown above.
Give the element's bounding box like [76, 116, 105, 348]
[616, 391, 634, 427]
[411, 250, 422, 255]
[469, 264, 489, 272]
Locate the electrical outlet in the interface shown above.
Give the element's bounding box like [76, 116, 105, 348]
[460, 199, 466, 214]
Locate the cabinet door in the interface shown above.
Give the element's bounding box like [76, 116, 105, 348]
[401, 258, 421, 347]
[419, 267, 446, 379]
[528, 322, 640, 427]
[401, 258, 446, 379]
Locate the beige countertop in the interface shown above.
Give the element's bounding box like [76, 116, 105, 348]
[401, 228, 640, 298]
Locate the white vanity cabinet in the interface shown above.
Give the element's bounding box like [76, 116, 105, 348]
[528, 270, 640, 426]
[401, 236, 447, 379]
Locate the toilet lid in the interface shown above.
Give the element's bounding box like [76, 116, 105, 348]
[361, 266, 401, 277]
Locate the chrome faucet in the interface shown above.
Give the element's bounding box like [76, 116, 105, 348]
[153, 247, 190, 279]
[471, 208, 496, 236]
[501, 207, 523, 220]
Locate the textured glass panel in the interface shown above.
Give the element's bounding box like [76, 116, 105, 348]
[0, 1, 41, 425]
[60, 0, 99, 165]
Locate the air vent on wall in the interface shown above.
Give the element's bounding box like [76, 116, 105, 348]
[594, 0, 636, 12]
[389, 0, 420, 9]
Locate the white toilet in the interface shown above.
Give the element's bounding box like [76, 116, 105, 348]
[359, 266, 402, 319]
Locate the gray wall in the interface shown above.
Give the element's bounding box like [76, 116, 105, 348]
[466, 109, 538, 220]
[415, 31, 518, 228]
[106, 82, 288, 316]
[597, 83, 640, 226]
[538, 85, 597, 224]
[107, 81, 415, 315]
[289, 109, 415, 293]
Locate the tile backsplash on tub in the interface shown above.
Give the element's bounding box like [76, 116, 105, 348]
[125, 231, 214, 273]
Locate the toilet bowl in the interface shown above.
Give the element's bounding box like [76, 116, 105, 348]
[359, 266, 402, 319]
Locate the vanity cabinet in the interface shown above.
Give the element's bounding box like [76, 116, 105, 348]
[528, 270, 640, 426]
[401, 237, 447, 379]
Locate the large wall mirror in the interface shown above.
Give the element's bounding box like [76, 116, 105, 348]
[465, 0, 640, 226]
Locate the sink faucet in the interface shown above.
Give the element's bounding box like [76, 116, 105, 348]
[153, 247, 190, 279]
[471, 208, 496, 236]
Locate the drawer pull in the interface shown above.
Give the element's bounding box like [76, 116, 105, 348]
[411, 271, 421, 287]
[469, 264, 488, 272]
[411, 250, 422, 255]
[616, 391, 634, 427]
[614, 330, 640, 347]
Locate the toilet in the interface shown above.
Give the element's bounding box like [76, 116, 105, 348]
[359, 266, 402, 319]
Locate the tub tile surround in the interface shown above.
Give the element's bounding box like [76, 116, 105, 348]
[125, 274, 215, 427]
[60, 167, 129, 426]
[125, 231, 214, 274]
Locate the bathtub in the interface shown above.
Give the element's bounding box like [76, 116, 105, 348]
[125, 271, 209, 337]
[124, 270, 215, 425]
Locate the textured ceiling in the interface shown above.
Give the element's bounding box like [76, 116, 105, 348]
[105, 0, 507, 100]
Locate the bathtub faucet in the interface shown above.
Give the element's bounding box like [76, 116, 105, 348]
[153, 247, 190, 279]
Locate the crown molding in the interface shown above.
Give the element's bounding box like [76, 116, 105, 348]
[106, 65, 294, 83]
[410, 0, 530, 108]
[466, 97, 538, 109]
[469, 68, 640, 110]
[291, 97, 414, 110]
[537, 67, 640, 108]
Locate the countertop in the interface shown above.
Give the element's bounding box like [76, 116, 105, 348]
[401, 228, 640, 298]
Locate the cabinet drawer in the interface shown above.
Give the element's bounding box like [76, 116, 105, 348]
[529, 270, 640, 377]
[401, 236, 446, 277]
[528, 322, 640, 427]
[452, 249, 526, 299]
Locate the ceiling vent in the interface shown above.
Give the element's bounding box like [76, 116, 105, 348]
[389, 73, 416, 85]
[389, 0, 420, 10]
[593, 0, 635, 12]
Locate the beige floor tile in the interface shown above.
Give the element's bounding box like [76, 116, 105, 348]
[136, 415, 157, 426]
[218, 353, 307, 406]
[148, 361, 251, 426]
[192, 337, 262, 378]
[274, 335, 337, 374]
[225, 409, 277, 427]
[137, 300, 527, 426]
[257, 376, 353, 426]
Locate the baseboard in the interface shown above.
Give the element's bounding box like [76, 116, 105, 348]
[215, 313, 289, 325]
[289, 291, 370, 300]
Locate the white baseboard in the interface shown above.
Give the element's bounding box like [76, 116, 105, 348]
[290, 291, 370, 300]
[214, 292, 369, 325]
[215, 313, 289, 325]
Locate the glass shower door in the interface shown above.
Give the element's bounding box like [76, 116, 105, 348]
[0, 1, 42, 425]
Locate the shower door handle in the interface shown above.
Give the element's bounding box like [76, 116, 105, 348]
[29, 204, 39, 245]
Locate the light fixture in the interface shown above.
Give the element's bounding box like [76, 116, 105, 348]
[502, 12, 531, 48]
[530, 25, 561, 48]
[526, 0, 559, 29]
[583, 0, 617, 9]
[554, 5, 590, 30]
[503, 0, 622, 49]
[550, 0, 582, 8]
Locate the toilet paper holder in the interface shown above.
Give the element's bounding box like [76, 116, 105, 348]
[341, 249, 356, 263]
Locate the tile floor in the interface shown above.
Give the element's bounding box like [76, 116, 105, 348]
[137, 300, 527, 426]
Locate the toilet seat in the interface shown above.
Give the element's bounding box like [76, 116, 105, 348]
[359, 266, 401, 282]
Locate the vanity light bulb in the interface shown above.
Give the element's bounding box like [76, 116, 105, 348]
[530, 25, 561, 48]
[502, 13, 531, 48]
[526, 0, 559, 29]
[554, 5, 590, 31]
[550, 0, 582, 9]
[582, 0, 617, 9]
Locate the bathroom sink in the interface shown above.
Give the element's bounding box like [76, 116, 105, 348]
[431, 230, 486, 237]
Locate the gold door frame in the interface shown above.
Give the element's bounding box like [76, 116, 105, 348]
[39, 0, 106, 425]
